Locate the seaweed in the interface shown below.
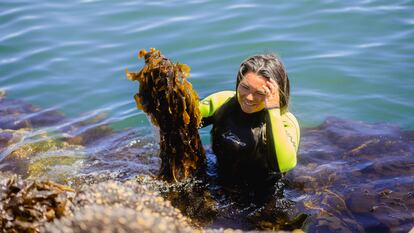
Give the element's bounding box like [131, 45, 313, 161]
[126, 48, 206, 182]
[0, 175, 74, 233]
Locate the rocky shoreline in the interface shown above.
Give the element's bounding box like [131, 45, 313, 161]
[1, 91, 414, 232]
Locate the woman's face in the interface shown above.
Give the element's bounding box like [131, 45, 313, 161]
[237, 72, 267, 113]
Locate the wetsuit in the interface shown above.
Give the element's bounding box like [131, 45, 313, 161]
[199, 91, 300, 190]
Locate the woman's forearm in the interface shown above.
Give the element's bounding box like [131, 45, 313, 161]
[266, 109, 299, 172]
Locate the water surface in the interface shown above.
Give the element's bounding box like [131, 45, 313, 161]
[1, 0, 414, 232]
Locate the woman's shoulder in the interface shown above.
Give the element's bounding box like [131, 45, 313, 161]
[201, 90, 235, 101]
[199, 91, 235, 118]
[281, 111, 300, 129]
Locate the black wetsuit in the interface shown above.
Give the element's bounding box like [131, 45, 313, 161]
[202, 97, 280, 193]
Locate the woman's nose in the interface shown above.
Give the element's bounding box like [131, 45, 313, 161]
[245, 93, 254, 101]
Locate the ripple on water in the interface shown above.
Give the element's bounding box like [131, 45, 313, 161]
[225, 3, 257, 9]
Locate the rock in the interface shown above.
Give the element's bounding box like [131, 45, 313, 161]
[45, 205, 195, 233]
[0, 98, 64, 130]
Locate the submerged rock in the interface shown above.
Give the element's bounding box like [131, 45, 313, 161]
[0, 98, 64, 130]
[62, 112, 114, 147]
[0, 89, 6, 99]
[287, 117, 414, 232]
[2, 136, 84, 180]
[0, 128, 29, 154]
[28, 155, 84, 179]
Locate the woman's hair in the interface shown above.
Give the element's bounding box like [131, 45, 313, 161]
[236, 54, 290, 112]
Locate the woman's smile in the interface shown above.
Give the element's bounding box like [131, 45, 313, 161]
[244, 100, 255, 106]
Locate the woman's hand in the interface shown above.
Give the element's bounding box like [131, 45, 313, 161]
[262, 78, 280, 109]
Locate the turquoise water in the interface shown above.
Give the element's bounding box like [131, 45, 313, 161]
[1, 0, 413, 134]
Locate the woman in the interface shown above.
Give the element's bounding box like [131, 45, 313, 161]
[199, 54, 300, 199]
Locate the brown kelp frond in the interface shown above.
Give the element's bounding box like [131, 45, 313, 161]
[0, 175, 75, 232]
[126, 48, 206, 182]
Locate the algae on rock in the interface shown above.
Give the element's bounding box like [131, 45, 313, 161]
[126, 48, 206, 182]
[0, 174, 75, 233]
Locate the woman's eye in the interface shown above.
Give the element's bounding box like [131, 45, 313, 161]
[255, 91, 266, 97]
[241, 84, 249, 90]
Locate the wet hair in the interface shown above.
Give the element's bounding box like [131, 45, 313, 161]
[236, 54, 290, 112]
